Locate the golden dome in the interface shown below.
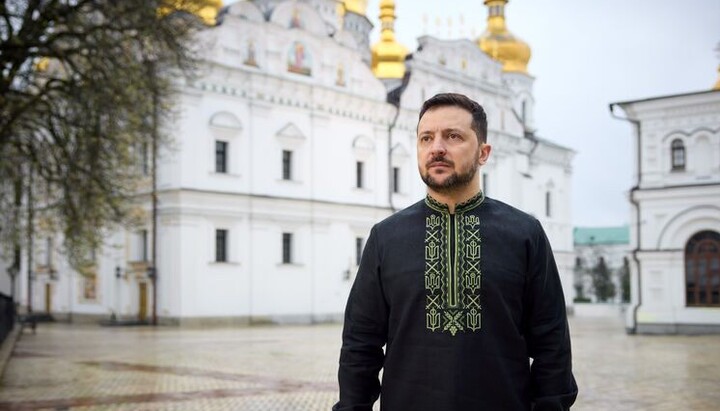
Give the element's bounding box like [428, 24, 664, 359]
[34, 57, 50, 72]
[196, 0, 222, 25]
[344, 0, 368, 16]
[477, 0, 531, 74]
[371, 0, 408, 79]
[160, 0, 222, 26]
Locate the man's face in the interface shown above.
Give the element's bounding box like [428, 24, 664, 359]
[416, 106, 490, 193]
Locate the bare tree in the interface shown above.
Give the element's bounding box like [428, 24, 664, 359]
[0, 0, 209, 268]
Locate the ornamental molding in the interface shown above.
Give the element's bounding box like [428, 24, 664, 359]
[660, 127, 720, 143]
[209, 111, 243, 130]
[276, 123, 307, 146]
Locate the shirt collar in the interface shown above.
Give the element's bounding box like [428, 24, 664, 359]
[424, 191, 485, 214]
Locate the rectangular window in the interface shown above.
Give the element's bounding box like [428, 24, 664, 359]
[282, 150, 292, 180]
[545, 191, 552, 218]
[215, 229, 228, 262]
[215, 141, 228, 173]
[392, 167, 400, 193]
[355, 237, 364, 266]
[133, 230, 148, 262]
[356, 161, 364, 188]
[282, 232, 293, 264]
[482, 173, 489, 195]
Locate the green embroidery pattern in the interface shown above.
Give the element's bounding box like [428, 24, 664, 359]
[424, 193, 484, 336]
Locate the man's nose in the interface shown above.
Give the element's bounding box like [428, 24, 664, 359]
[429, 135, 447, 155]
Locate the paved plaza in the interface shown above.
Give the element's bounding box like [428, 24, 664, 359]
[0, 316, 719, 411]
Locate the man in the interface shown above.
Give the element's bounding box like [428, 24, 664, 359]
[334, 93, 578, 410]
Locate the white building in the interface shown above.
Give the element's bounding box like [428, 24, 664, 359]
[6, 0, 575, 325]
[573, 226, 630, 304]
[611, 76, 720, 333]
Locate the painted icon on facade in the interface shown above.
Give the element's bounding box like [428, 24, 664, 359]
[287, 41, 312, 75]
[290, 8, 303, 29]
[244, 39, 258, 67]
[336, 63, 346, 86]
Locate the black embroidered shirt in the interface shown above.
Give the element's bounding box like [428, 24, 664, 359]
[334, 193, 578, 411]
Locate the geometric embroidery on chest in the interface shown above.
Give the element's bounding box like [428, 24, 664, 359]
[424, 211, 483, 336]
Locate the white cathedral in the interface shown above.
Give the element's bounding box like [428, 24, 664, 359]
[8, 0, 576, 325]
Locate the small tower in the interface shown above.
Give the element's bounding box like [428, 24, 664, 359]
[478, 0, 535, 132]
[477, 0, 530, 74]
[161, 0, 223, 26]
[341, 0, 374, 64]
[343, 0, 368, 15]
[371, 0, 408, 81]
[196, 0, 223, 25]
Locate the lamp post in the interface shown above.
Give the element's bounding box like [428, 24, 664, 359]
[26, 166, 34, 314]
[141, 38, 161, 327]
[148, 60, 159, 327]
[112, 266, 121, 322]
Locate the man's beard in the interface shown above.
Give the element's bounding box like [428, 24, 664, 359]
[421, 153, 479, 193]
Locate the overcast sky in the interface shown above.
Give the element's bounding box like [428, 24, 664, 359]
[365, 0, 720, 227]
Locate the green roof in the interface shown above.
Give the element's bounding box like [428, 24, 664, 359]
[574, 226, 630, 245]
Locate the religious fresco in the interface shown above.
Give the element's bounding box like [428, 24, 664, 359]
[287, 41, 312, 75]
[290, 7, 303, 29]
[336, 63, 346, 87]
[244, 39, 258, 67]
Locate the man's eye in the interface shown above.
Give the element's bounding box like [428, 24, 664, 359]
[449, 133, 460, 139]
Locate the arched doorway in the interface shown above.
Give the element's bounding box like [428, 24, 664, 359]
[685, 230, 720, 306]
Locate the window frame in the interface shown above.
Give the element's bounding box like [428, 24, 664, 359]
[671, 138, 686, 171]
[282, 150, 293, 180]
[215, 141, 228, 173]
[355, 237, 364, 266]
[545, 191, 552, 218]
[392, 167, 400, 194]
[215, 229, 228, 263]
[356, 161, 364, 189]
[282, 232, 293, 264]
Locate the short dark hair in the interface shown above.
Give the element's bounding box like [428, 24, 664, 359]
[418, 93, 488, 143]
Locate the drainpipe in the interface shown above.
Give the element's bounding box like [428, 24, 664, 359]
[386, 71, 411, 213]
[387, 107, 400, 213]
[609, 103, 641, 334]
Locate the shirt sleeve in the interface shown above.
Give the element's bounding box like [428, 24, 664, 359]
[333, 226, 389, 411]
[524, 220, 578, 410]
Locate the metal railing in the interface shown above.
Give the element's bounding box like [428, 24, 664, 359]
[0, 293, 16, 345]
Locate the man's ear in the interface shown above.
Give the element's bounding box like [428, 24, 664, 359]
[478, 143, 492, 165]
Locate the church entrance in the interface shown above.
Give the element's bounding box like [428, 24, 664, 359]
[685, 230, 720, 307]
[138, 283, 148, 321]
[45, 283, 52, 313]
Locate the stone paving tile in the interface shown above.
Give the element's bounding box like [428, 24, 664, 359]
[0, 317, 719, 410]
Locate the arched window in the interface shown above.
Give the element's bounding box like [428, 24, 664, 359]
[685, 230, 720, 306]
[671, 139, 685, 171]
